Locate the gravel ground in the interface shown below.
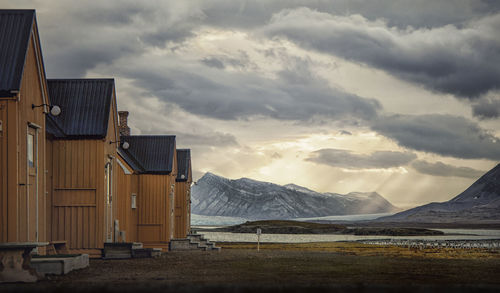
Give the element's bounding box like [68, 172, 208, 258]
[2, 245, 500, 293]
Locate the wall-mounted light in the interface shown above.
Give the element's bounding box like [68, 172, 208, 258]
[32, 103, 61, 116]
[110, 140, 130, 150]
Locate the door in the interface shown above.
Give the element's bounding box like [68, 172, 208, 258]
[27, 126, 38, 242]
[169, 184, 174, 240]
[104, 159, 113, 242]
[187, 189, 191, 236]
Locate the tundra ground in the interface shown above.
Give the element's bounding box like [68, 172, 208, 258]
[2, 242, 500, 293]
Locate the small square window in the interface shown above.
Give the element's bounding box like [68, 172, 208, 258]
[131, 193, 137, 209]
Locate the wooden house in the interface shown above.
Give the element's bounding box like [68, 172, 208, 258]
[45, 79, 120, 256]
[174, 149, 192, 239]
[116, 132, 177, 250]
[0, 10, 52, 246]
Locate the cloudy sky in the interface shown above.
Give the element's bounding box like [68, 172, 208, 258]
[5, 0, 500, 208]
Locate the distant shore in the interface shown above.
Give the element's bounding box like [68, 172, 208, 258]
[197, 220, 445, 236]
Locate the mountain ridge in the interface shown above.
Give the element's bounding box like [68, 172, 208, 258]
[191, 173, 398, 220]
[377, 163, 500, 223]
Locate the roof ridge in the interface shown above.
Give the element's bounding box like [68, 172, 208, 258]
[47, 78, 115, 82]
[123, 135, 176, 138]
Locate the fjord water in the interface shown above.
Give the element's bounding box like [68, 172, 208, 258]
[192, 213, 500, 243]
[197, 229, 500, 243]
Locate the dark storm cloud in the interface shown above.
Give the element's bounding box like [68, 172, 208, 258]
[201, 52, 255, 71]
[175, 132, 239, 147]
[263, 8, 500, 99]
[125, 57, 381, 121]
[201, 57, 225, 69]
[472, 96, 500, 119]
[411, 160, 485, 179]
[372, 114, 500, 160]
[200, 0, 500, 30]
[74, 3, 149, 26]
[35, 1, 203, 77]
[306, 148, 417, 169]
[46, 45, 139, 77]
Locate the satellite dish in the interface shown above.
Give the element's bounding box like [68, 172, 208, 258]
[122, 141, 130, 150]
[181, 174, 185, 179]
[50, 105, 61, 116]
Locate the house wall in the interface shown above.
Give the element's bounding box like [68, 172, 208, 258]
[115, 158, 138, 242]
[49, 139, 104, 251]
[104, 91, 119, 244]
[0, 26, 48, 244]
[136, 173, 176, 249]
[174, 181, 191, 238]
[45, 137, 53, 242]
[48, 91, 119, 253]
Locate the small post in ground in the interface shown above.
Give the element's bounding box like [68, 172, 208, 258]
[256, 228, 262, 252]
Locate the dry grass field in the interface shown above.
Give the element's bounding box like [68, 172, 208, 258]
[219, 241, 500, 259]
[2, 242, 500, 293]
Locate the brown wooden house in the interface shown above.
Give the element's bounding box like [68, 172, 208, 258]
[116, 131, 178, 250]
[45, 79, 120, 256]
[174, 149, 192, 239]
[0, 10, 51, 246]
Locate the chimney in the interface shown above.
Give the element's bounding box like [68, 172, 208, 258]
[118, 111, 130, 136]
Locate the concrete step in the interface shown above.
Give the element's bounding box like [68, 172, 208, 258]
[31, 254, 89, 275]
[170, 239, 196, 251]
[132, 242, 143, 249]
[187, 234, 202, 242]
[103, 243, 134, 259]
[183, 233, 221, 251]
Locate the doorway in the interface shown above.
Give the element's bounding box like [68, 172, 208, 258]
[26, 125, 38, 242]
[105, 158, 113, 242]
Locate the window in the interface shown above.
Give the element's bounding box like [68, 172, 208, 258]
[131, 193, 137, 209]
[28, 134, 34, 167]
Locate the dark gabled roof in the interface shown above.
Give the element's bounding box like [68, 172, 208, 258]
[0, 10, 35, 96]
[47, 79, 114, 138]
[46, 114, 66, 138]
[176, 149, 191, 182]
[119, 135, 176, 174]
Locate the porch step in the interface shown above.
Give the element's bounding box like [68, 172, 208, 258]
[171, 234, 221, 252]
[132, 248, 161, 258]
[102, 242, 133, 259]
[31, 254, 89, 275]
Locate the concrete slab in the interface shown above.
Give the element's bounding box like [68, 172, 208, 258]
[30, 254, 89, 276]
[103, 243, 134, 259]
[0, 242, 48, 283]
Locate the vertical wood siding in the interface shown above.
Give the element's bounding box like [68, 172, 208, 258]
[115, 161, 138, 242]
[137, 174, 175, 244]
[0, 28, 48, 243]
[50, 139, 101, 249]
[174, 182, 190, 238]
[48, 89, 119, 250]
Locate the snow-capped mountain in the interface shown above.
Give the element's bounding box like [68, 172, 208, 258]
[378, 163, 500, 223]
[191, 172, 398, 220]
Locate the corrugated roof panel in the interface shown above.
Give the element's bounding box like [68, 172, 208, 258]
[0, 10, 34, 96]
[117, 148, 144, 173]
[45, 115, 66, 138]
[176, 149, 191, 181]
[119, 135, 176, 174]
[47, 79, 114, 138]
